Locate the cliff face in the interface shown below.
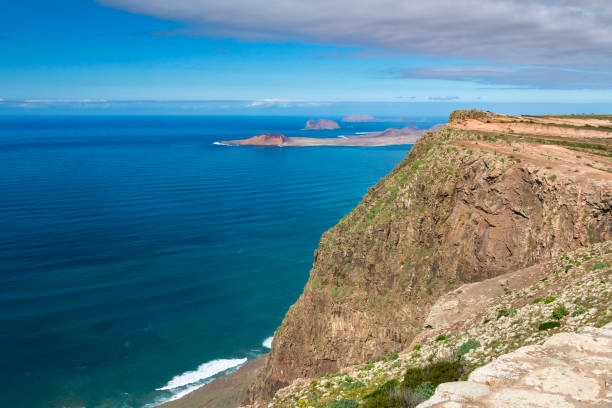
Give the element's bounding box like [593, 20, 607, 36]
[248, 111, 612, 401]
[262, 241, 612, 407]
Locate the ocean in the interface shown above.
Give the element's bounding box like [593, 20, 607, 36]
[0, 115, 442, 408]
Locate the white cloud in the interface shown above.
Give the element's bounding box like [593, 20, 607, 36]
[247, 98, 329, 108]
[247, 98, 296, 107]
[99, 0, 612, 69]
[404, 66, 612, 89]
[22, 99, 108, 103]
[428, 96, 460, 101]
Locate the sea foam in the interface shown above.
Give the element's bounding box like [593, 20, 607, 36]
[213, 142, 231, 146]
[262, 336, 273, 349]
[157, 358, 247, 391]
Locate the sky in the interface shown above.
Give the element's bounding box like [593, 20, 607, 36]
[1, 0, 611, 114]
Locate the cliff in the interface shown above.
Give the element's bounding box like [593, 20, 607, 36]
[259, 240, 612, 407]
[247, 110, 612, 402]
[303, 119, 340, 130]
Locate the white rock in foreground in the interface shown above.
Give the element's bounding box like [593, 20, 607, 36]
[418, 323, 612, 407]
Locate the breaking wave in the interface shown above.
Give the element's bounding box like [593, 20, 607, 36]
[262, 336, 273, 349]
[151, 358, 247, 405]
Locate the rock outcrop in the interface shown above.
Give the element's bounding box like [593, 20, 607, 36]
[247, 111, 612, 402]
[303, 119, 340, 130]
[419, 323, 612, 407]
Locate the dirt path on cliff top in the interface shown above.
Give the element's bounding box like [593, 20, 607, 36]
[411, 261, 551, 347]
[453, 140, 612, 181]
[515, 115, 612, 127]
[449, 119, 612, 139]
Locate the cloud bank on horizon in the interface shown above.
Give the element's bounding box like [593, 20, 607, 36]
[98, 0, 612, 89]
[403, 67, 612, 90]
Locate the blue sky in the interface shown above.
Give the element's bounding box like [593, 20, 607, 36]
[1, 0, 611, 114]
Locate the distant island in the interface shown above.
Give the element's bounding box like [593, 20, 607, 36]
[226, 133, 288, 146]
[219, 125, 433, 147]
[303, 119, 340, 130]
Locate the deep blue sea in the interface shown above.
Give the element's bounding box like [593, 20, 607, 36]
[0, 115, 442, 408]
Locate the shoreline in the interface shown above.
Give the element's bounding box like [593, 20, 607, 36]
[157, 355, 267, 408]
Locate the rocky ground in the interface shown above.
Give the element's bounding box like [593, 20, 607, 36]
[420, 323, 612, 407]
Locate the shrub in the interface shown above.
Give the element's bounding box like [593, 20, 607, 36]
[543, 295, 556, 304]
[496, 309, 517, 319]
[591, 262, 611, 271]
[414, 381, 436, 399]
[364, 379, 399, 400]
[457, 340, 481, 357]
[552, 305, 569, 320]
[403, 359, 464, 389]
[384, 352, 399, 362]
[413, 345, 421, 351]
[339, 381, 365, 391]
[389, 386, 426, 408]
[364, 360, 464, 408]
[331, 399, 359, 408]
[434, 334, 447, 342]
[363, 385, 425, 408]
[538, 321, 561, 331]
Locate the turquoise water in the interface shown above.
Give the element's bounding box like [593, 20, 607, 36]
[0, 116, 440, 407]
